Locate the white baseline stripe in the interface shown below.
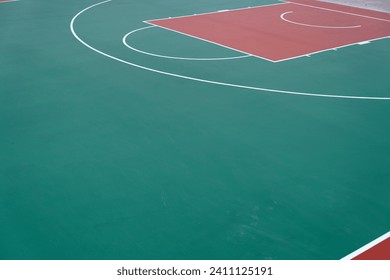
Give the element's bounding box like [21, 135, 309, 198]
[274, 35, 390, 62]
[341, 231, 390, 260]
[70, 0, 390, 100]
[146, 1, 287, 22]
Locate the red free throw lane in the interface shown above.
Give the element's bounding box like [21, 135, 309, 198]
[147, 1, 390, 61]
[352, 236, 390, 260]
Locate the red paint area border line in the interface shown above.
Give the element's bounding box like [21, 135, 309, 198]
[342, 232, 390, 260]
[0, 0, 19, 3]
[146, 0, 390, 62]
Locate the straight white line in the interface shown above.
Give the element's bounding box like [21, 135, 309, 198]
[341, 231, 390, 260]
[273, 35, 390, 62]
[144, 22, 275, 62]
[285, 1, 390, 23]
[146, 1, 287, 22]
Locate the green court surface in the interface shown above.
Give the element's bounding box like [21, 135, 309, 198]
[1, 0, 389, 259]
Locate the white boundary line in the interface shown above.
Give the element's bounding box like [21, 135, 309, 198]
[144, 0, 390, 23]
[341, 231, 390, 260]
[280, 11, 362, 28]
[122, 26, 251, 61]
[145, 1, 287, 22]
[286, 1, 390, 23]
[70, 0, 390, 100]
[275, 35, 390, 62]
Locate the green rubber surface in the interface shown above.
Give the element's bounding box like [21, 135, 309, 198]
[0, 0, 389, 259]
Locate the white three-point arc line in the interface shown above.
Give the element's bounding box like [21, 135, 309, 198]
[70, 0, 390, 100]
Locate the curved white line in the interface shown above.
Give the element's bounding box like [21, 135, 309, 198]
[123, 26, 250, 61]
[281, 11, 362, 29]
[70, 0, 390, 100]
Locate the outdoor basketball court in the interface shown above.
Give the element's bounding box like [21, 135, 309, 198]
[1, 0, 389, 260]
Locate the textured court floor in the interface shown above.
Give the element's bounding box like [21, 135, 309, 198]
[1, 0, 389, 259]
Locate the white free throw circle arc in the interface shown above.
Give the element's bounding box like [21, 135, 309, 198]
[280, 11, 362, 29]
[70, 0, 390, 100]
[123, 26, 251, 61]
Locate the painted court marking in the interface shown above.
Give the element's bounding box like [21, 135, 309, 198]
[342, 231, 390, 260]
[147, 2, 390, 62]
[145, 2, 286, 22]
[70, 0, 390, 100]
[145, 21, 275, 62]
[280, 11, 362, 28]
[122, 26, 251, 61]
